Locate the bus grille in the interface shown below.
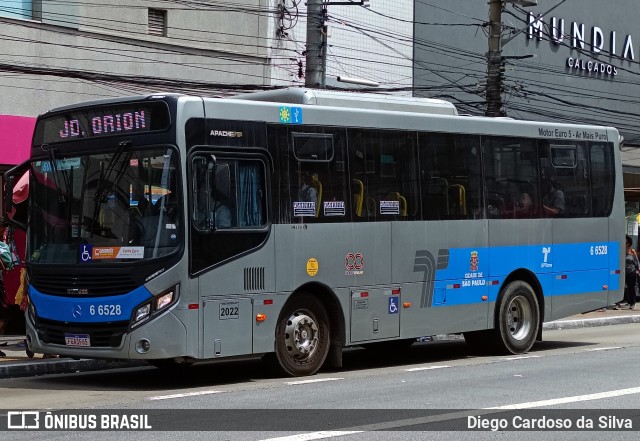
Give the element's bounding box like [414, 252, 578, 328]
[31, 273, 139, 296]
[244, 267, 265, 291]
[36, 318, 129, 348]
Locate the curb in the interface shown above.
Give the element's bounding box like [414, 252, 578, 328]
[0, 358, 144, 379]
[429, 314, 640, 341]
[541, 314, 640, 330]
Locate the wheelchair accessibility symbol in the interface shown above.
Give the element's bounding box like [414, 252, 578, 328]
[388, 296, 399, 314]
[80, 244, 93, 262]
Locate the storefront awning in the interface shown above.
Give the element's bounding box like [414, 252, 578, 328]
[0, 114, 35, 166]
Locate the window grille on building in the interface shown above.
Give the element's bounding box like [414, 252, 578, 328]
[148, 9, 167, 36]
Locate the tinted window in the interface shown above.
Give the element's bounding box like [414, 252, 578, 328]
[551, 145, 577, 168]
[269, 126, 348, 223]
[590, 142, 615, 217]
[483, 137, 539, 219]
[190, 154, 268, 273]
[348, 128, 418, 221]
[293, 133, 334, 162]
[418, 133, 482, 220]
[539, 141, 590, 218]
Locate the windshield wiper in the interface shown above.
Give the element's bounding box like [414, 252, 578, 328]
[43, 145, 70, 203]
[93, 140, 131, 203]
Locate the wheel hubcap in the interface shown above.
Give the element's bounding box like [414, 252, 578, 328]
[284, 311, 319, 360]
[506, 295, 532, 341]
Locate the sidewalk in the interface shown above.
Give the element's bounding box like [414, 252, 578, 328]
[1, 307, 639, 379]
[0, 337, 141, 378]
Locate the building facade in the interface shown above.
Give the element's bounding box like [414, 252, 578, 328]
[0, 1, 413, 119]
[413, 1, 640, 157]
[413, 0, 640, 234]
[0, 0, 279, 118]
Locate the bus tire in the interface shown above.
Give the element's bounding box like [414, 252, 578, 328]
[493, 281, 540, 354]
[274, 294, 330, 377]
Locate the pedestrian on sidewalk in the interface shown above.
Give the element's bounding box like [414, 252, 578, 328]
[0, 220, 13, 356]
[616, 235, 638, 310]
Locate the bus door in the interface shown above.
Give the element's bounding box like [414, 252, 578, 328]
[189, 149, 271, 358]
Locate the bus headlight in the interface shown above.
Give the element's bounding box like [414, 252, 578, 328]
[155, 289, 175, 310]
[133, 303, 151, 327]
[130, 284, 179, 329]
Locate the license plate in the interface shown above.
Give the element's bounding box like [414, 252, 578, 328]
[64, 334, 91, 347]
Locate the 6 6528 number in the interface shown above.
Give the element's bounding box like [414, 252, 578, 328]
[89, 304, 122, 316]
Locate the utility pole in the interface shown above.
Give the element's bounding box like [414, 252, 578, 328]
[304, 1, 370, 89]
[305, 0, 327, 88]
[485, 0, 505, 117]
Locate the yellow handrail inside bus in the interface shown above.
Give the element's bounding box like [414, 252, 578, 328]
[387, 192, 408, 217]
[352, 179, 364, 216]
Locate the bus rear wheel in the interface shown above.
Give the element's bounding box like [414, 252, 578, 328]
[274, 294, 330, 377]
[493, 281, 540, 354]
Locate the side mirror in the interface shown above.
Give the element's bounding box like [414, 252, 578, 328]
[2, 162, 29, 231]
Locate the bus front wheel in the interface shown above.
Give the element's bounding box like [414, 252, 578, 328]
[493, 281, 540, 354]
[274, 294, 330, 377]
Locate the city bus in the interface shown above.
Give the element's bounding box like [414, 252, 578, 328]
[2, 88, 624, 376]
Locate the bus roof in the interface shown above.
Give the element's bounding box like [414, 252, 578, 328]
[233, 88, 458, 116]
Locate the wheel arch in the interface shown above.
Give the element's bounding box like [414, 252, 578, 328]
[495, 269, 545, 337]
[288, 282, 346, 347]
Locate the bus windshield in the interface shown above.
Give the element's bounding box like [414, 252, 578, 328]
[28, 146, 181, 264]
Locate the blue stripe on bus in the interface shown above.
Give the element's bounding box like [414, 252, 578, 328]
[431, 241, 619, 307]
[29, 285, 153, 323]
[28, 242, 619, 317]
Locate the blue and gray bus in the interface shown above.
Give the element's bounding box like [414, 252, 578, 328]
[3, 89, 623, 376]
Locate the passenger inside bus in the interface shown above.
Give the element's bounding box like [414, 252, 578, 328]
[298, 172, 319, 203]
[213, 163, 235, 228]
[514, 192, 534, 218]
[542, 178, 565, 217]
[298, 171, 320, 217]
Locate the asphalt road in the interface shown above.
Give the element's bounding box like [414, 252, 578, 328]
[1, 323, 639, 440]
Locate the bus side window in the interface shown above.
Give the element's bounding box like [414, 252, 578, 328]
[419, 133, 482, 220]
[542, 142, 591, 218]
[347, 128, 417, 221]
[289, 128, 348, 222]
[235, 161, 265, 227]
[483, 137, 539, 219]
[590, 143, 615, 217]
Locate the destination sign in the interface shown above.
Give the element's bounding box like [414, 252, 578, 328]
[34, 101, 171, 144]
